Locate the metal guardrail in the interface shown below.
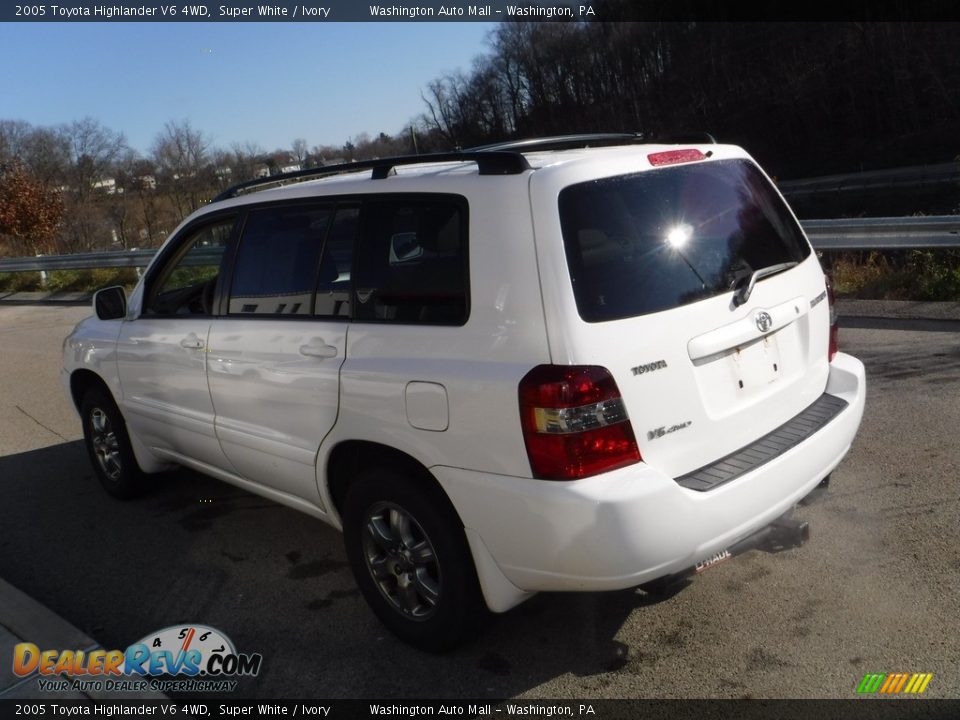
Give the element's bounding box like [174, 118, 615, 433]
[0, 247, 222, 273]
[0, 217, 958, 274]
[801, 216, 960, 251]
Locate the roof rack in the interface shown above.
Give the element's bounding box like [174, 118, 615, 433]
[211, 132, 719, 203]
[211, 151, 531, 203]
[468, 133, 642, 153]
[649, 132, 718, 144]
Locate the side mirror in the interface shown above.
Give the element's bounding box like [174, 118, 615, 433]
[93, 286, 127, 321]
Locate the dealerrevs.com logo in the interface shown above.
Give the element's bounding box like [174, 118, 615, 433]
[13, 624, 262, 694]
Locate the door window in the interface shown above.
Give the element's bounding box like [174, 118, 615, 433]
[228, 205, 332, 316]
[314, 206, 358, 318]
[144, 218, 235, 316]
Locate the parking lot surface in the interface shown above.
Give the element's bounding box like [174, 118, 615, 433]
[0, 304, 957, 699]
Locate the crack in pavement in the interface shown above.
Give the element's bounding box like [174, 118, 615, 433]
[14, 405, 69, 442]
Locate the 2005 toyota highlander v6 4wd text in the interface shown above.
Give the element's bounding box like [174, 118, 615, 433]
[62, 135, 866, 651]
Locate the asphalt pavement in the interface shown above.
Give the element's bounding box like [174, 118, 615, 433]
[0, 299, 958, 700]
[0, 303, 166, 700]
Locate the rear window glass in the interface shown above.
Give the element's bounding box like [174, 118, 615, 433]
[558, 159, 811, 322]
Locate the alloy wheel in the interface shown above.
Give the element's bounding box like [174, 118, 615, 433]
[361, 501, 441, 620]
[89, 407, 122, 481]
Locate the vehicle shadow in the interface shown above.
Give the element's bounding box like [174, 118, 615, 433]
[0, 441, 682, 699]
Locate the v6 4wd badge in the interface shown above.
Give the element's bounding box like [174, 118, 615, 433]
[647, 420, 692, 441]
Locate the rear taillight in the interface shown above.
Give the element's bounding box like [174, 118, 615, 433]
[518, 365, 641, 480]
[825, 274, 839, 362]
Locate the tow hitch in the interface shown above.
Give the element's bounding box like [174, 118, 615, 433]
[730, 513, 810, 554]
[640, 510, 810, 595]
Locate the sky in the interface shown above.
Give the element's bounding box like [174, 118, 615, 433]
[0, 22, 497, 154]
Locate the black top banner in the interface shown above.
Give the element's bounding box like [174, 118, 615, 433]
[2, 0, 957, 22]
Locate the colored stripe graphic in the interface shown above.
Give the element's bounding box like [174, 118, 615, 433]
[856, 673, 886, 693]
[886, 673, 909, 693]
[857, 673, 932, 695]
[911, 674, 933, 694]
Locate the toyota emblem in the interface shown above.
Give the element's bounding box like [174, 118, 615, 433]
[755, 310, 773, 333]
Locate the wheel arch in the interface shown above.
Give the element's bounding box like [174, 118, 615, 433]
[69, 368, 113, 413]
[326, 440, 462, 527]
[70, 368, 170, 475]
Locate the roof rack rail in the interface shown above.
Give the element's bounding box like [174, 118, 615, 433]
[211, 151, 531, 203]
[649, 132, 718, 144]
[469, 133, 642, 153]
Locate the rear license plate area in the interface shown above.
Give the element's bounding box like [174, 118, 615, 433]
[730, 335, 781, 390]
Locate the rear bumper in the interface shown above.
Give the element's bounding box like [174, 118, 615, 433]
[436, 352, 865, 600]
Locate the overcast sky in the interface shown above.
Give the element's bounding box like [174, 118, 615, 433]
[0, 22, 496, 153]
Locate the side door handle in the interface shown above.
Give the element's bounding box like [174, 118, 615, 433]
[299, 340, 338, 359]
[180, 333, 205, 350]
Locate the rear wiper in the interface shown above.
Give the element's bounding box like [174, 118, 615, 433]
[731, 261, 798, 307]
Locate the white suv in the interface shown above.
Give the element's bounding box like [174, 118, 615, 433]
[62, 136, 865, 651]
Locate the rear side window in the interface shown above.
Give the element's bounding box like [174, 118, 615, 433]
[559, 159, 811, 322]
[354, 198, 468, 325]
[228, 205, 331, 315]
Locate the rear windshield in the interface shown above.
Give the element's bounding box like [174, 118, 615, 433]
[558, 159, 811, 322]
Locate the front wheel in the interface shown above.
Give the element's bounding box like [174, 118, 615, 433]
[80, 386, 145, 499]
[342, 468, 482, 652]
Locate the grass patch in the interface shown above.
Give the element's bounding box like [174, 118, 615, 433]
[824, 250, 960, 301]
[0, 268, 141, 294]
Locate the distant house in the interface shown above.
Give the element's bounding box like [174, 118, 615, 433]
[93, 177, 117, 194]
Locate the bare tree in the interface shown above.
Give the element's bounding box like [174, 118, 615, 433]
[62, 117, 128, 201]
[291, 138, 309, 167]
[151, 120, 213, 220]
[21, 127, 71, 189]
[0, 120, 34, 166]
[229, 141, 266, 181]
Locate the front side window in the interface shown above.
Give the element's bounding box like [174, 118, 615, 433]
[354, 198, 468, 325]
[228, 205, 331, 316]
[559, 159, 811, 322]
[144, 217, 234, 316]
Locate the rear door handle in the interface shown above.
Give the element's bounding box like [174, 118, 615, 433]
[299, 341, 338, 359]
[180, 333, 205, 349]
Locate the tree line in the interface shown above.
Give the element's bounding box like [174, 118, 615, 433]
[0, 118, 423, 258]
[2, 19, 957, 259]
[421, 19, 959, 180]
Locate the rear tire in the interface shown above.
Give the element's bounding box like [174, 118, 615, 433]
[342, 467, 482, 652]
[80, 386, 145, 499]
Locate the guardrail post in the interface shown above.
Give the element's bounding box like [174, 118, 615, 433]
[36, 254, 47, 288]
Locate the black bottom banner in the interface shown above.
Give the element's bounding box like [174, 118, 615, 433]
[2, 700, 959, 720]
